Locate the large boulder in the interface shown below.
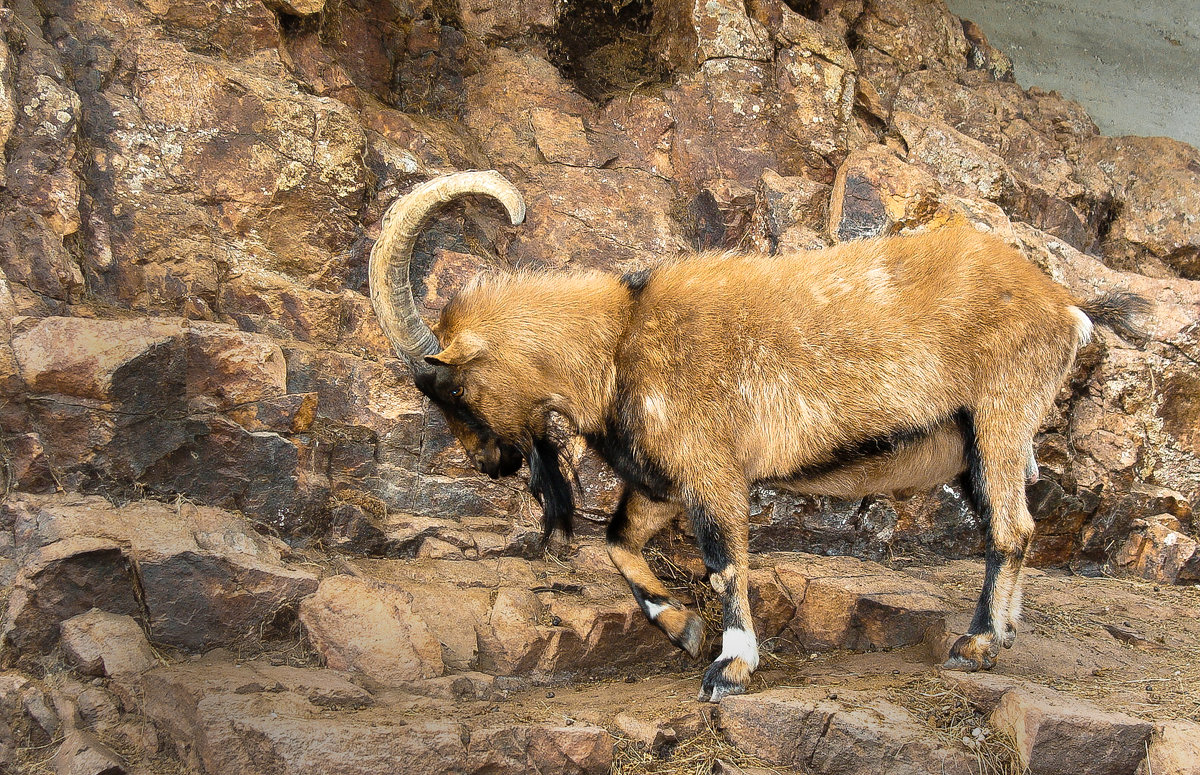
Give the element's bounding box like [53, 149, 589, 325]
[2, 494, 318, 658]
[719, 688, 974, 775]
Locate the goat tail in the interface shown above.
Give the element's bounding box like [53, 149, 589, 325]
[1075, 292, 1151, 345]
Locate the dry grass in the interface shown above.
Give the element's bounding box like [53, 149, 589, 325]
[886, 674, 1026, 775]
[1020, 574, 1200, 724]
[644, 545, 724, 637]
[611, 714, 787, 775]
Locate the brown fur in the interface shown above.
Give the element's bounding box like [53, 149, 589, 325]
[424, 226, 1128, 700]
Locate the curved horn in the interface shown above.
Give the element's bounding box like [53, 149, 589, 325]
[368, 170, 526, 362]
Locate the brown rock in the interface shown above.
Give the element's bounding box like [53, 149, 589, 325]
[3, 494, 318, 656]
[514, 165, 679, 271]
[140, 660, 475, 775]
[774, 40, 856, 177]
[183, 324, 287, 410]
[990, 682, 1152, 775]
[769, 552, 949, 651]
[960, 17, 1014, 81]
[465, 48, 593, 169]
[1111, 516, 1200, 585]
[3, 23, 82, 238]
[1142, 720, 1200, 775]
[747, 567, 798, 642]
[478, 587, 548, 675]
[827, 145, 958, 242]
[11, 317, 185, 401]
[719, 688, 972, 774]
[264, 0, 324, 14]
[600, 95, 676, 179]
[52, 728, 126, 775]
[614, 711, 677, 751]
[1082, 136, 1200, 278]
[749, 170, 831, 254]
[538, 590, 666, 675]
[526, 725, 612, 774]
[298, 575, 445, 683]
[667, 59, 795, 188]
[893, 111, 1018, 206]
[59, 610, 157, 677]
[459, 0, 558, 42]
[691, 0, 773, 63]
[2, 432, 54, 492]
[0, 208, 84, 315]
[11, 317, 329, 527]
[530, 109, 616, 168]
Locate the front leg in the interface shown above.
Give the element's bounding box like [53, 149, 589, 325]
[690, 492, 757, 703]
[607, 489, 705, 657]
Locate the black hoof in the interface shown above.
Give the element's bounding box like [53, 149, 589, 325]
[942, 654, 981, 672]
[945, 633, 999, 672]
[673, 612, 705, 659]
[697, 657, 748, 703]
[656, 607, 705, 659]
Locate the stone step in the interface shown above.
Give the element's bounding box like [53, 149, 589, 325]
[297, 548, 955, 687]
[718, 687, 975, 775]
[941, 672, 1155, 775]
[137, 656, 615, 775]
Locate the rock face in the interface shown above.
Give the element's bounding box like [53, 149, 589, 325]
[2, 494, 318, 660]
[1, 0, 1198, 772]
[0, 0, 1194, 572]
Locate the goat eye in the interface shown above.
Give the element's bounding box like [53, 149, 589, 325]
[449, 386, 464, 398]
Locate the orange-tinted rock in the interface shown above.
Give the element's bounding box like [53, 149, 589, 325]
[768, 552, 949, 652]
[719, 688, 973, 774]
[59, 610, 157, 677]
[1111, 516, 1200, 585]
[298, 575, 445, 683]
[828, 145, 959, 241]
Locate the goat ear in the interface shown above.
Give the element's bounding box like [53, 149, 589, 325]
[425, 332, 486, 366]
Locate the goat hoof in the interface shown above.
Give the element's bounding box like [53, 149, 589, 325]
[999, 625, 1017, 649]
[942, 655, 981, 672]
[657, 608, 705, 659]
[944, 634, 999, 672]
[698, 657, 750, 703]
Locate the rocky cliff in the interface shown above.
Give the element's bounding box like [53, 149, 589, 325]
[0, 0, 1198, 773]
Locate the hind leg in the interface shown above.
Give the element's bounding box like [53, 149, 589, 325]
[687, 484, 757, 703]
[945, 412, 1036, 671]
[607, 489, 705, 658]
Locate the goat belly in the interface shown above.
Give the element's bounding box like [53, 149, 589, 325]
[775, 419, 967, 499]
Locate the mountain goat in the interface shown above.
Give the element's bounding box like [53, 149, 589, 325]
[368, 170, 1147, 702]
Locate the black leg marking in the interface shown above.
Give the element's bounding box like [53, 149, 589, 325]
[698, 658, 746, 703]
[690, 505, 732, 574]
[967, 545, 1002, 635]
[945, 408, 1002, 672]
[606, 488, 632, 545]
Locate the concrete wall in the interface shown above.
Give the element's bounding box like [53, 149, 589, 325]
[947, 0, 1200, 148]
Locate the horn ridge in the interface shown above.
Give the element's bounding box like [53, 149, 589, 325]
[368, 170, 526, 361]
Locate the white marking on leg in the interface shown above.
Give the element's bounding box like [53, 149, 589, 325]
[1070, 306, 1093, 346]
[644, 600, 669, 620]
[718, 627, 759, 670]
[1025, 444, 1039, 484]
[1009, 581, 1024, 626]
